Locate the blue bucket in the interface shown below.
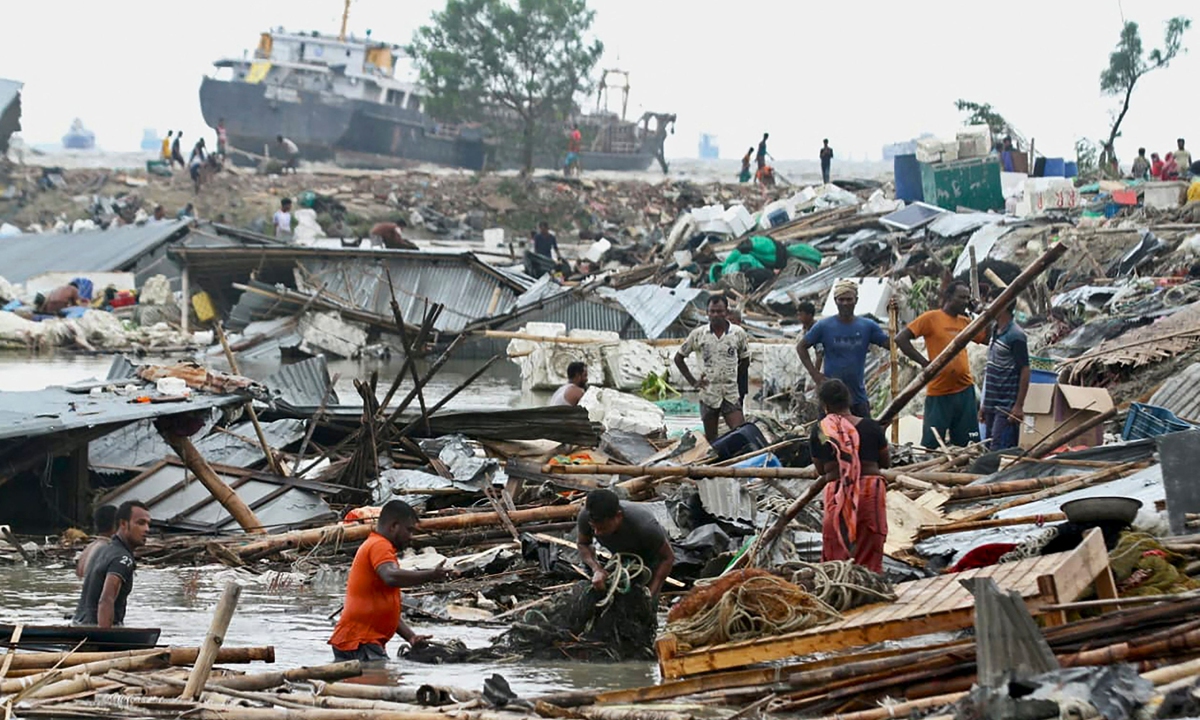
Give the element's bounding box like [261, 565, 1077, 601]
[1030, 369, 1058, 384]
[1063, 161, 1078, 178]
[1043, 158, 1066, 177]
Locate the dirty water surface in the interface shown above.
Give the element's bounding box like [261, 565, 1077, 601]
[0, 564, 660, 696]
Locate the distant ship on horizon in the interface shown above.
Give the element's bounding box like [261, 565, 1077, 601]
[62, 118, 95, 150]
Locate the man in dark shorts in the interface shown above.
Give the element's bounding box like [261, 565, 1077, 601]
[674, 295, 750, 441]
[576, 489, 675, 602]
[73, 501, 151, 627]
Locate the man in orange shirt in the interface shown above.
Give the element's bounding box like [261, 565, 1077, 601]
[895, 281, 989, 449]
[328, 500, 449, 662]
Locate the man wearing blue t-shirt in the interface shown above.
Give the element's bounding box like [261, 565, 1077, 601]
[796, 280, 890, 418]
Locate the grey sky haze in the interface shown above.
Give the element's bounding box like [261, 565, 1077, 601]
[2, 0, 1195, 162]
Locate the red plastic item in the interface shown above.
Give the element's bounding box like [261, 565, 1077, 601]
[1112, 189, 1138, 205]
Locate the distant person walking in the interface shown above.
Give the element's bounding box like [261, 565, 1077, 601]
[274, 198, 293, 241]
[277, 136, 300, 173]
[161, 131, 173, 163]
[565, 124, 583, 177]
[739, 147, 754, 183]
[820, 139, 834, 184]
[755, 133, 769, 172]
[216, 118, 228, 158]
[1130, 147, 1150, 180]
[171, 132, 185, 168]
[1175, 139, 1192, 178]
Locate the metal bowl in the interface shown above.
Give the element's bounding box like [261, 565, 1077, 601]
[1060, 496, 1143, 525]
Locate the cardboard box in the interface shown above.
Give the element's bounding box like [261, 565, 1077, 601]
[1019, 383, 1114, 450]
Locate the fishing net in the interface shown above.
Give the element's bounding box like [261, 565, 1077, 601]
[489, 554, 658, 661]
[664, 570, 840, 651]
[1108, 531, 1200, 597]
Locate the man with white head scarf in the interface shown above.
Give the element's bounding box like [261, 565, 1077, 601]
[796, 279, 890, 418]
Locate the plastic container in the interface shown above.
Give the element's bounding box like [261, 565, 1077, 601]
[893, 154, 924, 203]
[1064, 161, 1078, 178]
[1043, 158, 1066, 177]
[155, 377, 190, 396]
[1121, 402, 1197, 441]
[711, 422, 768, 461]
[767, 209, 789, 228]
[1030, 369, 1058, 384]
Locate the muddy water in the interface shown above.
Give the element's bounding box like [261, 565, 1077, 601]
[0, 352, 699, 694]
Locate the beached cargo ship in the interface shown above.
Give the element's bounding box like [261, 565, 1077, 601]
[199, 24, 674, 172]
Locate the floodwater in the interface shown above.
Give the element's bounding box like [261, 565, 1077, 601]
[0, 564, 659, 696]
[0, 351, 699, 695]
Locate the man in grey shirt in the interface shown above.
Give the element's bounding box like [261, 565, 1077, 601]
[576, 489, 675, 600]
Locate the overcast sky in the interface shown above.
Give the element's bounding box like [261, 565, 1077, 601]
[2, 0, 1195, 161]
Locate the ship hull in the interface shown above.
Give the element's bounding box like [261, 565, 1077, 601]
[201, 77, 658, 172]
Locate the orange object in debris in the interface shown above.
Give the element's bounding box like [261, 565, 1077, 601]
[344, 506, 381, 524]
[1112, 189, 1138, 205]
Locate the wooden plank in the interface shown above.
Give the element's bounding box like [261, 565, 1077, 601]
[658, 535, 1106, 680]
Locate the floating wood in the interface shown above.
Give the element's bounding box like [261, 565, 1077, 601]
[879, 242, 1068, 425]
[183, 581, 242, 700]
[655, 529, 1110, 680]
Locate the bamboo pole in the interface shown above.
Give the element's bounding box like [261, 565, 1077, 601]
[879, 242, 1068, 425]
[0, 646, 274, 672]
[1024, 407, 1118, 459]
[183, 581, 243, 700]
[544, 462, 979, 485]
[889, 301, 900, 444]
[215, 321, 284, 477]
[393, 355, 501, 438]
[0, 623, 23, 679]
[318, 681, 480, 704]
[946, 474, 1086, 500]
[950, 459, 1146, 525]
[160, 432, 266, 534]
[809, 691, 968, 720]
[234, 505, 580, 559]
[0, 650, 169, 694]
[916, 512, 1066, 540]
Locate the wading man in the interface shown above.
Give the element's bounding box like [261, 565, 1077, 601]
[76, 505, 117, 579]
[576, 489, 674, 603]
[329, 500, 449, 662]
[675, 295, 750, 442]
[73, 501, 151, 627]
[550, 361, 587, 407]
[797, 280, 889, 418]
[895, 281, 989, 449]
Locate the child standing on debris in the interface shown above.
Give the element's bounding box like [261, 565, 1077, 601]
[274, 198, 293, 241]
[810, 379, 889, 573]
[980, 298, 1030, 451]
[675, 294, 750, 441]
[895, 281, 989, 449]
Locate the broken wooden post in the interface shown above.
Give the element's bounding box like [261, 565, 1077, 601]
[879, 242, 1068, 425]
[183, 581, 242, 700]
[214, 322, 284, 476]
[157, 424, 265, 534]
[888, 301, 900, 444]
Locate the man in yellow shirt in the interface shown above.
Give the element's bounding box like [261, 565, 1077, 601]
[895, 281, 988, 449]
[161, 131, 172, 162]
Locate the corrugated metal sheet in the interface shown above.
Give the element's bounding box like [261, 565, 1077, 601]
[695, 477, 758, 531]
[1150, 363, 1200, 422]
[515, 275, 569, 308]
[264, 356, 339, 412]
[101, 462, 335, 532]
[89, 415, 216, 472]
[763, 256, 866, 307]
[601, 285, 705, 340]
[0, 387, 243, 441]
[88, 418, 304, 473]
[296, 255, 520, 334]
[0, 220, 190, 283]
[498, 291, 650, 338]
[226, 280, 291, 332]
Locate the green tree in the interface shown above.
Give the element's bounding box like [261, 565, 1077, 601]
[408, 0, 604, 174]
[1099, 17, 1190, 169]
[954, 100, 1014, 141]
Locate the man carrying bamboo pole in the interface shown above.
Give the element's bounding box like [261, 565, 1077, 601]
[328, 500, 449, 662]
[72, 501, 151, 628]
[895, 281, 989, 449]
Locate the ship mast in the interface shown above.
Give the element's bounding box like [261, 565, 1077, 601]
[338, 0, 352, 41]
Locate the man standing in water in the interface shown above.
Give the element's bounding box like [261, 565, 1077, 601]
[329, 500, 449, 661]
[549, 361, 587, 407]
[73, 501, 151, 627]
[675, 295, 750, 441]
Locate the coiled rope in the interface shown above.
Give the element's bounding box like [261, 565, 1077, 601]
[665, 571, 840, 651]
[778, 560, 896, 613]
